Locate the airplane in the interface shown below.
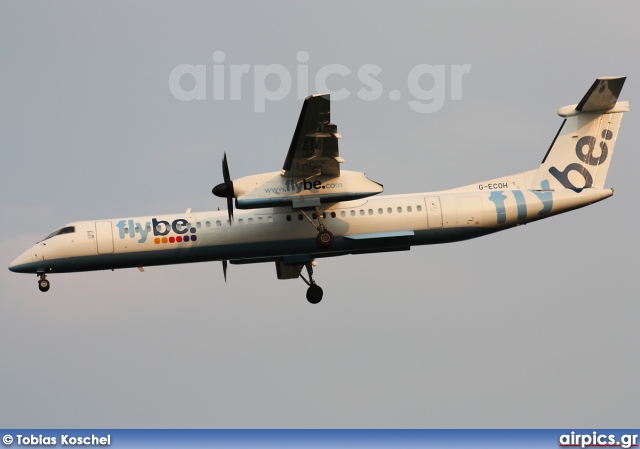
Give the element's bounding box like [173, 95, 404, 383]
[9, 76, 628, 304]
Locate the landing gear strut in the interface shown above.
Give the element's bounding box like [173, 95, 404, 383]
[299, 206, 334, 248]
[38, 273, 50, 293]
[299, 261, 323, 304]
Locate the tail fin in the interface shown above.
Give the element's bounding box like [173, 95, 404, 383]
[532, 77, 628, 191]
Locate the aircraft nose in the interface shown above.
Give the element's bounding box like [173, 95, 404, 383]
[9, 248, 33, 273]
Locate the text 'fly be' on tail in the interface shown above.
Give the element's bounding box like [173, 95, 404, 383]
[532, 77, 629, 191]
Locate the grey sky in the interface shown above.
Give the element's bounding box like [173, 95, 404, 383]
[1, 0, 638, 428]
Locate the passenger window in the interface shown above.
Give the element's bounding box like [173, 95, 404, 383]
[330, 212, 336, 218]
[351, 210, 356, 216]
[397, 207, 402, 213]
[216, 220, 221, 227]
[378, 208, 383, 214]
[286, 215, 292, 221]
[359, 210, 365, 216]
[340, 211, 346, 217]
[268, 216, 273, 223]
[417, 205, 423, 212]
[134, 226, 140, 233]
[258, 217, 264, 223]
[298, 214, 303, 220]
[248, 218, 254, 224]
[407, 206, 412, 212]
[387, 207, 392, 214]
[197, 222, 201, 228]
[206, 221, 211, 227]
[146, 225, 151, 232]
[238, 219, 244, 224]
[368, 209, 373, 215]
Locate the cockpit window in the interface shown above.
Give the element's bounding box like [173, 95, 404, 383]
[42, 226, 76, 241]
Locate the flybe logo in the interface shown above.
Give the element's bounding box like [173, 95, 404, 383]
[115, 218, 197, 244]
[549, 129, 613, 190]
[264, 180, 343, 194]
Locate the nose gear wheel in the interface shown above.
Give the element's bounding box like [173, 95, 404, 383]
[38, 273, 50, 292]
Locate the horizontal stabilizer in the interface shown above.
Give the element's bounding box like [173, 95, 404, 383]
[558, 77, 627, 117]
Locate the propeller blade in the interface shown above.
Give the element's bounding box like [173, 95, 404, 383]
[226, 196, 234, 223]
[212, 153, 235, 224]
[222, 259, 228, 283]
[222, 152, 231, 184]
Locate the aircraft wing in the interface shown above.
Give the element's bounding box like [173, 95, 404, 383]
[282, 94, 343, 178]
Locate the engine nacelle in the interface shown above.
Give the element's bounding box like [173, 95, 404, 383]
[232, 170, 383, 209]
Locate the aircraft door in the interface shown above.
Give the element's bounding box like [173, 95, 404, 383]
[424, 197, 443, 228]
[455, 197, 483, 226]
[95, 221, 114, 254]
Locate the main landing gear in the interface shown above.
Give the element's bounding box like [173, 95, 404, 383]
[38, 273, 50, 292]
[299, 261, 323, 304]
[299, 206, 334, 248]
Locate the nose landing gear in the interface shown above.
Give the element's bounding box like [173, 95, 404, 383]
[38, 273, 50, 292]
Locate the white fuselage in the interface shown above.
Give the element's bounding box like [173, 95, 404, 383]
[9, 181, 613, 275]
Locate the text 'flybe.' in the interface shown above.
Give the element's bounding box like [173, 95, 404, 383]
[115, 218, 197, 244]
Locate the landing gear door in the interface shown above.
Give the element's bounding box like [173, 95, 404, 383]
[424, 196, 443, 228]
[95, 221, 114, 254]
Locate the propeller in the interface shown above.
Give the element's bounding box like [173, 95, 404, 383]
[222, 259, 228, 283]
[212, 153, 234, 282]
[212, 152, 235, 223]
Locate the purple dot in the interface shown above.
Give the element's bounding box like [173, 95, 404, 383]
[191, 235, 197, 241]
[184, 235, 190, 242]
